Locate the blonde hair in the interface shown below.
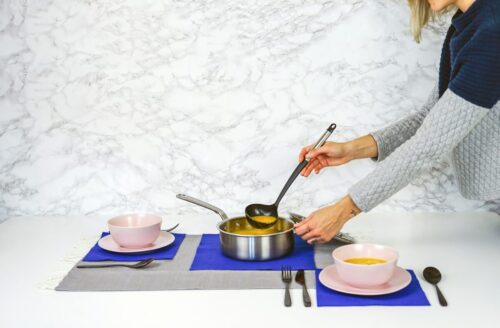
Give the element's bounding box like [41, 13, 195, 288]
[408, 0, 435, 43]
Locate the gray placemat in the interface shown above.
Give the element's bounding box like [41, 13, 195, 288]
[56, 235, 339, 292]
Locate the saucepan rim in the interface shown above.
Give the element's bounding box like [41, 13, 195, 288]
[216, 216, 295, 237]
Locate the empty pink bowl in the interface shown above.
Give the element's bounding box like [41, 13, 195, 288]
[332, 244, 399, 288]
[108, 213, 162, 249]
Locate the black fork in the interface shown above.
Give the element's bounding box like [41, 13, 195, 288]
[281, 266, 292, 307]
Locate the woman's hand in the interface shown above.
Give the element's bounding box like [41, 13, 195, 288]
[294, 195, 360, 244]
[299, 141, 351, 177]
[299, 135, 378, 177]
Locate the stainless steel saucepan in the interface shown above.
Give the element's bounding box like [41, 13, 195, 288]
[176, 194, 295, 261]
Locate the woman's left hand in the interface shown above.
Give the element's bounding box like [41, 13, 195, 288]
[294, 195, 360, 244]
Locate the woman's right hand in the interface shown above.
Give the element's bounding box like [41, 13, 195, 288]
[299, 135, 378, 177]
[299, 141, 352, 177]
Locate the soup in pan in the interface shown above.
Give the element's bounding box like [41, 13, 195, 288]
[344, 257, 386, 265]
[222, 217, 292, 235]
[231, 227, 280, 235]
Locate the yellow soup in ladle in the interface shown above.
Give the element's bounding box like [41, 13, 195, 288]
[344, 258, 386, 265]
[251, 215, 278, 224]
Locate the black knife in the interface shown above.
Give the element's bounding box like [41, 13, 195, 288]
[295, 270, 311, 307]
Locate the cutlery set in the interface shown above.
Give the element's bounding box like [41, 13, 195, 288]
[281, 267, 311, 307]
[280, 265, 448, 307]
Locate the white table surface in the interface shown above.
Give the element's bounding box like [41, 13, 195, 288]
[1, 211, 499, 328]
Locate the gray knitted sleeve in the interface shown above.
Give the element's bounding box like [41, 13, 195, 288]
[349, 90, 490, 212]
[371, 84, 439, 161]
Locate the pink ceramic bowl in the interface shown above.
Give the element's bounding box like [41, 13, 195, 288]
[332, 244, 399, 288]
[108, 213, 162, 249]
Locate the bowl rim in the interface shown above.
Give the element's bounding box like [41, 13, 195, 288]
[332, 243, 399, 267]
[108, 213, 162, 229]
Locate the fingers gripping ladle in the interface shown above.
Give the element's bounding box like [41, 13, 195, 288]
[245, 123, 337, 229]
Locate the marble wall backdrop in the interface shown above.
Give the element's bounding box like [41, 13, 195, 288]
[0, 0, 496, 222]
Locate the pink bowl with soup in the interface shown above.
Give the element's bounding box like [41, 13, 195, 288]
[332, 244, 399, 288]
[108, 213, 162, 249]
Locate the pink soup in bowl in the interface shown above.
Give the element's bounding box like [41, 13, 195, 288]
[108, 213, 162, 249]
[332, 243, 399, 288]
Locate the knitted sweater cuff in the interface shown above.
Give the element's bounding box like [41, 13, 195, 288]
[370, 131, 389, 162]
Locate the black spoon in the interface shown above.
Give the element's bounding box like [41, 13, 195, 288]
[423, 266, 448, 306]
[245, 123, 337, 229]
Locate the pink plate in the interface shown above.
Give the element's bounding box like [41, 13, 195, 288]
[98, 231, 175, 254]
[319, 264, 412, 296]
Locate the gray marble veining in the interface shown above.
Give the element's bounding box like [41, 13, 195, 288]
[0, 0, 497, 222]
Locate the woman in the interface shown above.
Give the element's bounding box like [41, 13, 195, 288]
[294, 0, 499, 244]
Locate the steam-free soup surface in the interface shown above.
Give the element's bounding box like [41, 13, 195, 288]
[232, 224, 283, 235]
[344, 258, 386, 265]
[223, 217, 292, 235]
[232, 228, 279, 235]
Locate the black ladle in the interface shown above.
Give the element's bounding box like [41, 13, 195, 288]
[245, 123, 337, 229]
[423, 266, 448, 306]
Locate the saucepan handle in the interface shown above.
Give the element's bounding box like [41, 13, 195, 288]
[176, 194, 229, 221]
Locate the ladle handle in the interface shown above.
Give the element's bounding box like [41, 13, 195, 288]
[274, 123, 336, 207]
[176, 194, 229, 221]
[310, 123, 336, 151]
[274, 160, 308, 207]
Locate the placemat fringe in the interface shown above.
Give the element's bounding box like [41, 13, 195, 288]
[37, 235, 98, 291]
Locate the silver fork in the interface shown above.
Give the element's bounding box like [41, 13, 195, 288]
[165, 223, 179, 232]
[281, 266, 292, 307]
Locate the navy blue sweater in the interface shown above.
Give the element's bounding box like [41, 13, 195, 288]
[439, 0, 500, 109]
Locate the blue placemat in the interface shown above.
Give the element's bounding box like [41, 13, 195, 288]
[82, 232, 186, 262]
[315, 269, 430, 306]
[190, 234, 316, 270]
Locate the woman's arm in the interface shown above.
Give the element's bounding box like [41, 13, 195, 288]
[299, 84, 439, 176]
[355, 24, 500, 208]
[371, 83, 439, 161]
[349, 89, 489, 212]
[295, 90, 489, 243]
[299, 135, 378, 176]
